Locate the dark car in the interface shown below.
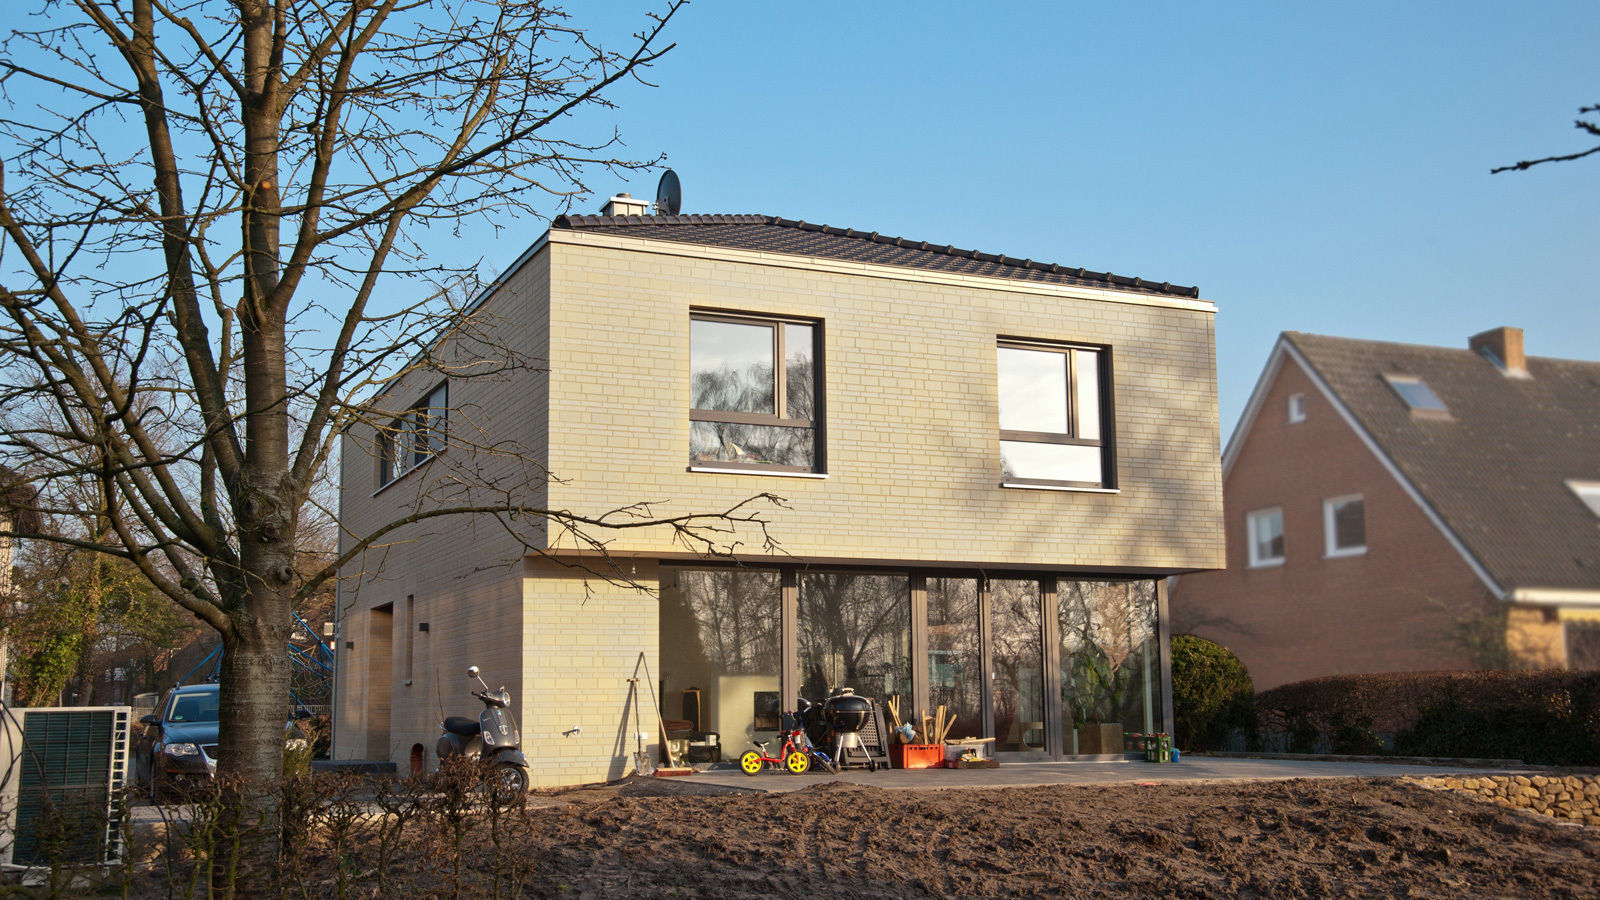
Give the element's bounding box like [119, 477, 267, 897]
[134, 683, 310, 801]
[134, 683, 222, 800]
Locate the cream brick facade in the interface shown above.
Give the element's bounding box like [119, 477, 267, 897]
[336, 224, 1224, 786]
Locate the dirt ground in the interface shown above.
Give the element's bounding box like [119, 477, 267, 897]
[510, 776, 1597, 898]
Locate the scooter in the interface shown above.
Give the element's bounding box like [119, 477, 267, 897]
[436, 665, 529, 793]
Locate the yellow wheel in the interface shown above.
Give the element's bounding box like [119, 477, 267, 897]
[784, 750, 811, 775]
[739, 750, 764, 776]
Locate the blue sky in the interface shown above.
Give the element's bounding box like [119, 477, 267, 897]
[497, 1, 1599, 435]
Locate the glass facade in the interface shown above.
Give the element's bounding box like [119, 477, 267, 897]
[1058, 580, 1158, 755]
[990, 579, 1046, 752]
[926, 578, 982, 740]
[659, 567, 1164, 759]
[658, 570, 782, 747]
[797, 574, 912, 705]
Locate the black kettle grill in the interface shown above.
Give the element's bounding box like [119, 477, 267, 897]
[804, 688, 880, 771]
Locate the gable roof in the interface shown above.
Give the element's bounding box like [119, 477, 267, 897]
[1281, 331, 1600, 596]
[552, 213, 1200, 300]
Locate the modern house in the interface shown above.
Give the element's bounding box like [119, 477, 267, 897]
[333, 195, 1224, 786]
[1171, 328, 1600, 690]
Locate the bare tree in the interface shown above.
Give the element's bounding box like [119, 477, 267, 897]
[1492, 100, 1600, 173]
[0, 0, 778, 798]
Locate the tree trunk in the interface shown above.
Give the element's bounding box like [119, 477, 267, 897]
[216, 596, 291, 784]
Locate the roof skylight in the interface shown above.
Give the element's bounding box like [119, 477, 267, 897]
[1569, 481, 1600, 519]
[1383, 375, 1449, 413]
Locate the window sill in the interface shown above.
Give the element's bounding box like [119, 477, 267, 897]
[688, 466, 828, 479]
[1247, 558, 1286, 569]
[1325, 547, 1367, 559]
[1000, 483, 1119, 494]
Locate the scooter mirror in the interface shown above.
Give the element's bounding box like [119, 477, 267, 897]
[467, 665, 480, 679]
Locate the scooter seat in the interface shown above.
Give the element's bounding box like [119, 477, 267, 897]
[444, 716, 481, 737]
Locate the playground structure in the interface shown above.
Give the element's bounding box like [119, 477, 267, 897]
[177, 613, 333, 717]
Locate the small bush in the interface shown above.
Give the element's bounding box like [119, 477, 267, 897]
[1254, 670, 1600, 765]
[1170, 635, 1254, 750]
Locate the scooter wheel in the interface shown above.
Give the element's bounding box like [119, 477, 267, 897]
[492, 763, 529, 795]
[867, 758, 878, 772]
[784, 750, 810, 775]
[739, 750, 763, 776]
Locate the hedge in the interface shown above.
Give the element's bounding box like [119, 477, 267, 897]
[1253, 670, 1600, 765]
[1170, 635, 1254, 751]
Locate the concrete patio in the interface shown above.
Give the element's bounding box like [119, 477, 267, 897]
[679, 755, 1537, 793]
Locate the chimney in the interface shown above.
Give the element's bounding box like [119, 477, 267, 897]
[1469, 326, 1527, 376]
[601, 193, 650, 217]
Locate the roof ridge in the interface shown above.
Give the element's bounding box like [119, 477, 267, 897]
[1287, 331, 1600, 369]
[553, 212, 1199, 299]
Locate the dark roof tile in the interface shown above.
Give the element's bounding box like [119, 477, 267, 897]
[552, 213, 1200, 299]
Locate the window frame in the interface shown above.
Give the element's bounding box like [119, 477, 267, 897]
[1288, 393, 1306, 424]
[1246, 507, 1285, 568]
[688, 310, 823, 474]
[378, 380, 449, 487]
[1323, 494, 1367, 558]
[996, 338, 1116, 490]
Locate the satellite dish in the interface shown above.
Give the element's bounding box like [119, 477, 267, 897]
[655, 169, 682, 216]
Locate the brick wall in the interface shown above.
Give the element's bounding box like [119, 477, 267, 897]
[1170, 352, 1495, 689]
[334, 251, 550, 763]
[543, 234, 1225, 572]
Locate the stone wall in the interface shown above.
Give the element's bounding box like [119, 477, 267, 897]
[1407, 774, 1600, 826]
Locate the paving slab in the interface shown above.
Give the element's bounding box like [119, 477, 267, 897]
[681, 755, 1538, 793]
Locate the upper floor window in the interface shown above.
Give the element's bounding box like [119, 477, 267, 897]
[689, 312, 821, 472]
[996, 341, 1112, 489]
[1383, 374, 1448, 415]
[1323, 494, 1366, 557]
[1247, 508, 1284, 567]
[379, 381, 448, 486]
[1288, 393, 1306, 423]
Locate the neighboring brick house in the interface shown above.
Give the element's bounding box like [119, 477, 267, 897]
[1171, 328, 1600, 690]
[334, 195, 1225, 785]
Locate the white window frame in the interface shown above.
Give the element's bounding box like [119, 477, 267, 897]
[1287, 393, 1306, 424]
[1246, 507, 1285, 568]
[1323, 494, 1367, 558]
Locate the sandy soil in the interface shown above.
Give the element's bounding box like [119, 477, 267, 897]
[515, 777, 1598, 898]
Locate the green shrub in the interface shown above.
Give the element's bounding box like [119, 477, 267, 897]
[1170, 635, 1254, 750]
[1255, 670, 1600, 765]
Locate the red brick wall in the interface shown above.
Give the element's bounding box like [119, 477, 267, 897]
[1170, 352, 1495, 690]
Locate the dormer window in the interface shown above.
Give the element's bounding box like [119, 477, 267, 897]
[1383, 375, 1448, 414]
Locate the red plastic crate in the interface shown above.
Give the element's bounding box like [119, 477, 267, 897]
[889, 743, 944, 769]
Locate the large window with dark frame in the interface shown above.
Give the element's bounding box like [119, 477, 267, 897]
[378, 381, 448, 487]
[689, 311, 820, 472]
[996, 340, 1112, 488]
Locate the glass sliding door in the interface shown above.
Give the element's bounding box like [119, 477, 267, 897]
[796, 574, 911, 706]
[926, 578, 982, 740]
[1058, 580, 1159, 755]
[659, 569, 782, 750]
[990, 578, 1046, 752]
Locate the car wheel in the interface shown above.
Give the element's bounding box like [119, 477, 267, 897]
[148, 766, 165, 805]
